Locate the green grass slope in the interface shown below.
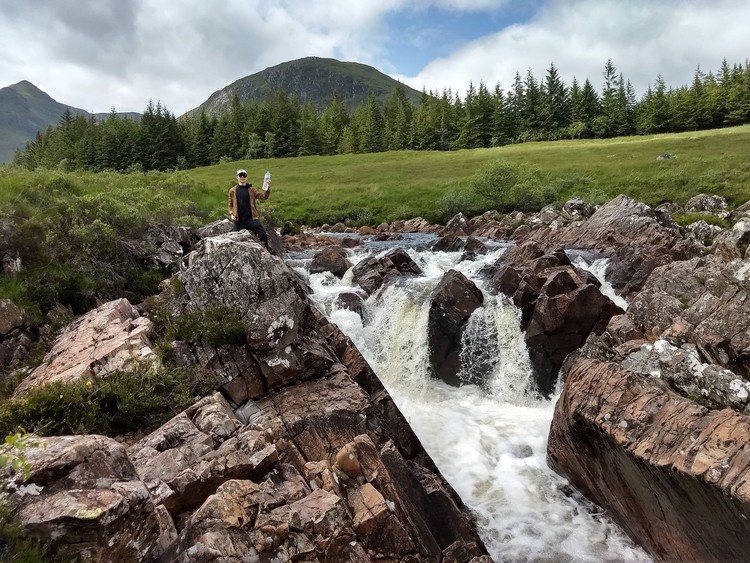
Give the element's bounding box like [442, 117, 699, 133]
[183, 125, 750, 226]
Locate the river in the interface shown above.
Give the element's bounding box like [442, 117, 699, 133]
[288, 235, 651, 562]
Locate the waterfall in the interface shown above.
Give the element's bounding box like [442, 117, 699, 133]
[299, 238, 651, 562]
[571, 254, 629, 311]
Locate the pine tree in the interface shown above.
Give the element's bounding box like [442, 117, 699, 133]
[409, 90, 440, 150]
[580, 78, 601, 133]
[456, 82, 494, 148]
[690, 66, 711, 129]
[209, 113, 234, 162]
[266, 89, 300, 157]
[359, 93, 384, 153]
[320, 92, 349, 155]
[298, 101, 323, 156]
[505, 72, 525, 142]
[382, 84, 413, 151]
[543, 62, 569, 136]
[491, 82, 510, 145]
[598, 59, 620, 137]
[522, 71, 546, 139]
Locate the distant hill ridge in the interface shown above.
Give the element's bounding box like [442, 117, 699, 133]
[0, 57, 423, 163]
[0, 80, 139, 164]
[184, 56, 424, 118]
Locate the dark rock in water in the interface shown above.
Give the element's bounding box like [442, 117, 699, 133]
[340, 236, 362, 248]
[525, 277, 622, 396]
[335, 291, 367, 317]
[464, 236, 488, 254]
[488, 241, 622, 396]
[309, 246, 351, 278]
[427, 269, 484, 387]
[432, 234, 465, 252]
[352, 247, 423, 296]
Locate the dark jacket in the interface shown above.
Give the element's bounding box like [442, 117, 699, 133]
[228, 183, 270, 221]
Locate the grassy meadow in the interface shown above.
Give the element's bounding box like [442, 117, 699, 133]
[1, 124, 749, 229]
[183, 124, 750, 226]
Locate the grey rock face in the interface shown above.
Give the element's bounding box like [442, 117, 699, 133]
[4, 229, 490, 562]
[427, 270, 484, 387]
[352, 247, 423, 296]
[13, 298, 155, 396]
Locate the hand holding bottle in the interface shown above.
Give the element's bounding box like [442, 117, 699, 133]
[263, 171, 271, 191]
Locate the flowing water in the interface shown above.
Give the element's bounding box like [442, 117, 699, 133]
[291, 236, 651, 562]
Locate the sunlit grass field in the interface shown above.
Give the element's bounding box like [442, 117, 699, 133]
[185, 124, 750, 225]
[2, 124, 749, 227]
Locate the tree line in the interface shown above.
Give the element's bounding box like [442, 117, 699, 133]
[13, 57, 750, 172]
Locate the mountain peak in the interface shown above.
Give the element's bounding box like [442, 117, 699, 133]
[184, 57, 423, 118]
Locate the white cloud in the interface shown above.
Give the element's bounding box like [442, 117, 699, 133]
[1, 0, 748, 116]
[403, 0, 750, 100]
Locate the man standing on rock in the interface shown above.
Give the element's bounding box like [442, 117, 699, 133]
[228, 168, 271, 246]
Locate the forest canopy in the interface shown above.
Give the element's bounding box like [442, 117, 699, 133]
[13, 57, 750, 173]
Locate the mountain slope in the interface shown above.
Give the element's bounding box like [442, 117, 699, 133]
[0, 81, 139, 164]
[0, 81, 84, 163]
[184, 56, 424, 119]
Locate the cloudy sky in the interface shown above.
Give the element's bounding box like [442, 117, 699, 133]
[1, 0, 748, 116]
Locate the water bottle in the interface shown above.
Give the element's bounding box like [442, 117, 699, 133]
[263, 171, 271, 191]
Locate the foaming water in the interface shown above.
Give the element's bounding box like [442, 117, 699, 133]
[301, 238, 651, 562]
[571, 255, 629, 311]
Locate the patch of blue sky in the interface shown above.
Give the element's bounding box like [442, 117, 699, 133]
[382, 2, 539, 75]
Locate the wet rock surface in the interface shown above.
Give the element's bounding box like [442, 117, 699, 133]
[488, 241, 622, 396]
[427, 269, 485, 387]
[4, 231, 489, 562]
[543, 197, 750, 561]
[5, 193, 750, 562]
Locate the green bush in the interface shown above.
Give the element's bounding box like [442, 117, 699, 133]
[440, 191, 482, 223]
[0, 363, 218, 437]
[672, 212, 729, 228]
[145, 293, 247, 351]
[470, 161, 550, 213]
[0, 172, 204, 322]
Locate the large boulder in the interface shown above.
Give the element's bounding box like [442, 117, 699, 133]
[0, 298, 24, 336]
[526, 195, 700, 297]
[488, 241, 622, 396]
[685, 193, 729, 215]
[440, 212, 471, 236]
[352, 247, 423, 296]
[547, 213, 750, 561]
[427, 270, 484, 387]
[3, 435, 170, 562]
[309, 245, 351, 278]
[627, 255, 750, 374]
[548, 356, 750, 562]
[171, 232, 326, 389]
[13, 298, 155, 396]
[712, 217, 750, 261]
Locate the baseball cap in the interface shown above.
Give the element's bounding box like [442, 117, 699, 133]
[236, 169, 247, 176]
